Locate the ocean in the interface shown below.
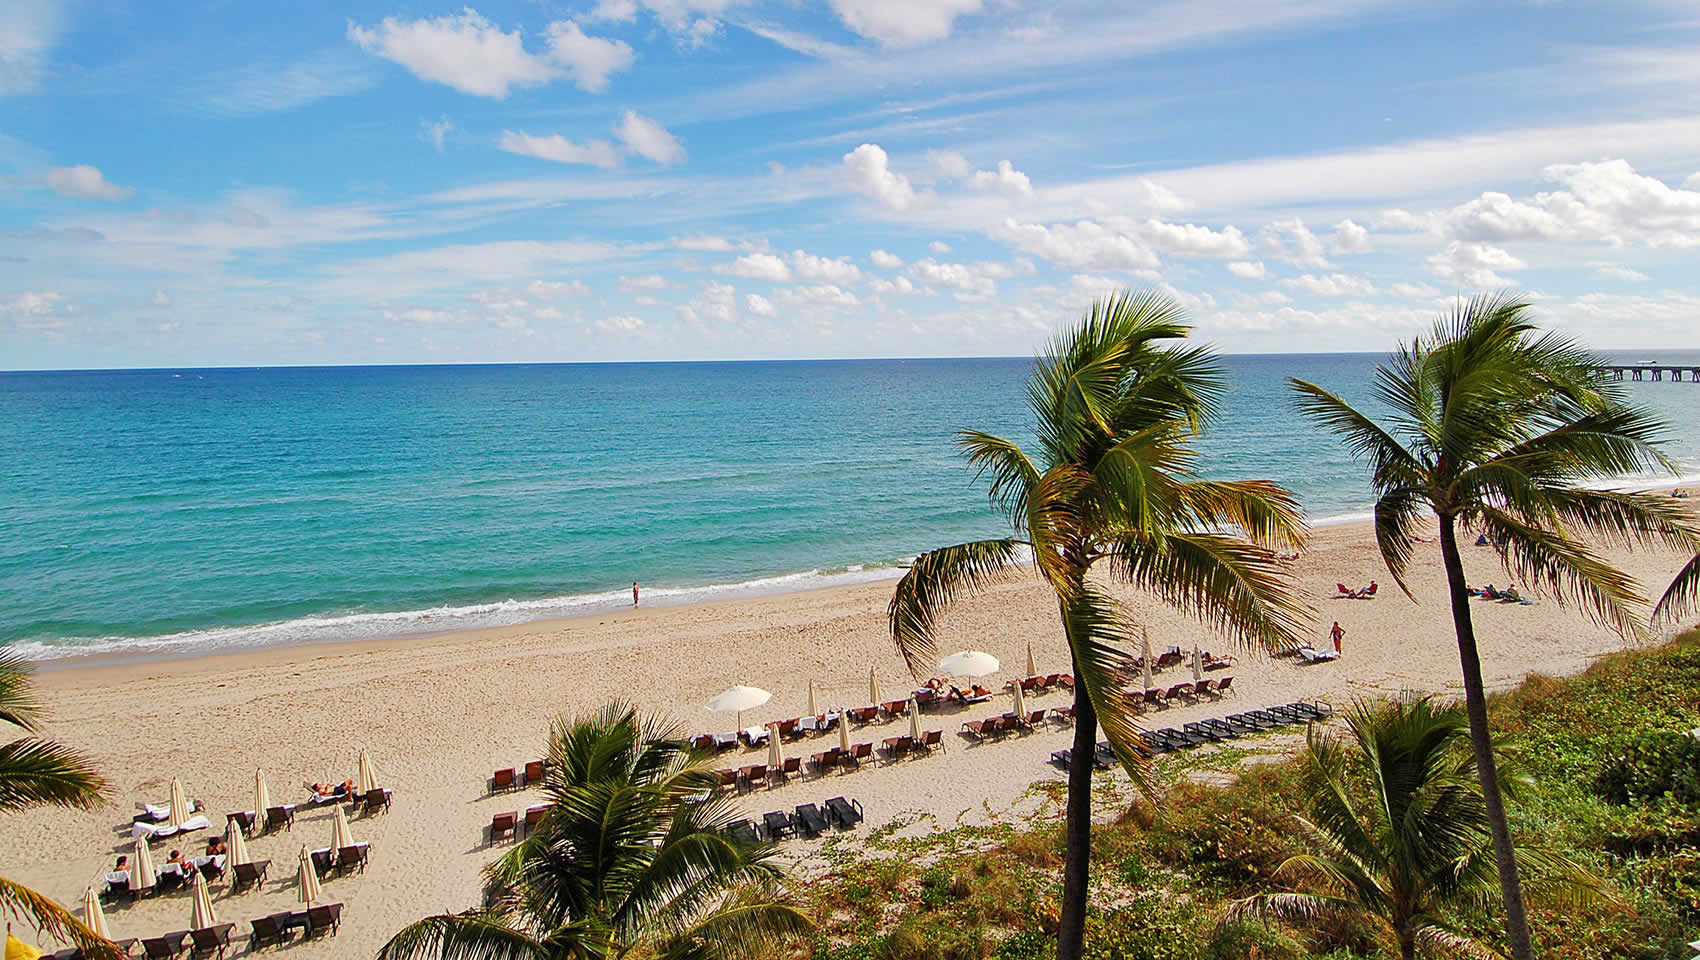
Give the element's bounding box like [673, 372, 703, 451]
[5, 352, 1699, 661]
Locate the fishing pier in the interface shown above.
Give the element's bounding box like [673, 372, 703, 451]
[1602, 364, 1700, 382]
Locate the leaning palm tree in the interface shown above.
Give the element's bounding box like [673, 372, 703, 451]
[0, 646, 119, 960]
[1289, 293, 1700, 960]
[889, 290, 1310, 960]
[1229, 695, 1607, 960]
[378, 702, 810, 960]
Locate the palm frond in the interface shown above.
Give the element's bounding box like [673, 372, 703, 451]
[1653, 552, 1700, 625]
[1104, 532, 1310, 653]
[0, 650, 43, 732]
[1224, 891, 1361, 926]
[0, 876, 126, 960]
[1473, 506, 1649, 639]
[0, 738, 108, 813]
[1412, 922, 1506, 960]
[659, 891, 813, 960]
[1372, 486, 1429, 600]
[1056, 586, 1151, 794]
[1289, 379, 1429, 492]
[957, 431, 1042, 534]
[377, 912, 543, 960]
[886, 539, 1027, 678]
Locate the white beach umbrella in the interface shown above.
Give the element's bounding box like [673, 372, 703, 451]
[130, 838, 156, 892]
[907, 699, 920, 740]
[706, 685, 772, 730]
[189, 867, 217, 931]
[806, 679, 818, 717]
[254, 768, 272, 827]
[296, 846, 321, 906]
[838, 710, 851, 753]
[938, 650, 999, 677]
[868, 667, 881, 706]
[1012, 680, 1027, 718]
[83, 886, 110, 941]
[766, 724, 781, 769]
[357, 750, 379, 795]
[1192, 639, 1203, 684]
[1141, 630, 1154, 692]
[168, 777, 190, 828]
[1025, 642, 1038, 679]
[226, 818, 252, 868]
[331, 806, 355, 851]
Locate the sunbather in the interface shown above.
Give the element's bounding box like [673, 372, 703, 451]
[1500, 583, 1524, 602]
[166, 849, 190, 872]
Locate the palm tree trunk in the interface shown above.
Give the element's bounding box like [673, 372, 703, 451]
[1055, 667, 1095, 960]
[1437, 515, 1534, 960]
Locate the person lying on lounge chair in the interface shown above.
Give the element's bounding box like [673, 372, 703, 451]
[165, 849, 190, 873]
[1500, 584, 1524, 602]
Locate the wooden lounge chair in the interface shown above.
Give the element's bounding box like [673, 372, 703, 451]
[918, 729, 943, 751]
[141, 931, 189, 959]
[264, 805, 293, 833]
[793, 803, 829, 839]
[189, 923, 235, 959]
[776, 718, 801, 740]
[304, 903, 342, 939]
[491, 767, 519, 793]
[524, 760, 546, 784]
[1194, 678, 1216, 695]
[846, 706, 879, 723]
[959, 718, 992, 739]
[880, 699, 908, 717]
[225, 811, 255, 837]
[824, 796, 863, 828]
[490, 810, 518, 843]
[739, 764, 767, 790]
[523, 804, 548, 836]
[1164, 682, 1194, 701]
[881, 735, 913, 758]
[808, 749, 840, 773]
[231, 859, 269, 893]
[1021, 709, 1046, 729]
[248, 914, 293, 950]
[690, 734, 716, 751]
[714, 768, 738, 791]
[356, 787, 391, 816]
[310, 848, 334, 877]
[336, 845, 369, 874]
[777, 756, 801, 780]
[1215, 676, 1235, 695]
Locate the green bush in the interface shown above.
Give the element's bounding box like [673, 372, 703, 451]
[1595, 729, 1700, 807]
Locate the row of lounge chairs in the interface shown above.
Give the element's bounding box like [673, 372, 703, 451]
[1134, 676, 1236, 706]
[490, 759, 549, 794]
[960, 706, 1075, 740]
[1049, 700, 1334, 769]
[44, 904, 342, 960]
[228, 787, 392, 838]
[489, 803, 551, 843]
[724, 796, 864, 843]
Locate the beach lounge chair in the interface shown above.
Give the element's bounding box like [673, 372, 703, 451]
[739, 764, 768, 790]
[880, 699, 908, 717]
[1292, 700, 1332, 720]
[524, 760, 546, 784]
[1138, 731, 1171, 754]
[142, 932, 189, 959]
[852, 742, 873, 765]
[824, 796, 864, 828]
[723, 819, 760, 845]
[880, 735, 911, 758]
[846, 706, 879, 723]
[189, 923, 235, 959]
[336, 844, 369, 875]
[1193, 678, 1215, 695]
[777, 718, 801, 739]
[808, 749, 839, 773]
[713, 769, 738, 791]
[959, 718, 992, 739]
[231, 859, 270, 894]
[490, 811, 518, 844]
[357, 787, 391, 815]
[304, 903, 342, 939]
[1183, 722, 1228, 743]
[224, 810, 255, 837]
[248, 914, 295, 950]
[1227, 711, 1276, 731]
[712, 732, 739, 751]
[490, 768, 518, 793]
[1051, 704, 1076, 724]
[778, 756, 802, 780]
[523, 804, 548, 836]
[1048, 673, 1074, 688]
[919, 729, 944, 752]
[761, 810, 794, 840]
[690, 734, 716, 752]
[1164, 682, 1194, 701]
[1215, 676, 1235, 695]
[1021, 709, 1046, 729]
[309, 848, 334, 877]
[912, 688, 940, 710]
[794, 803, 829, 839]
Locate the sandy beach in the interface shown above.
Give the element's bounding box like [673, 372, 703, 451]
[7, 512, 1697, 958]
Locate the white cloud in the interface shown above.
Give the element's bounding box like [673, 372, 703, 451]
[1227, 260, 1266, 279]
[1141, 219, 1249, 258]
[2, 290, 70, 332]
[586, 0, 639, 22]
[44, 165, 134, 201]
[618, 273, 670, 291]
[1330, 218, 1372, 254]
[969, 160, 1033, 196]
[1427, 241, 1525, 288]
[673, 234, 735, 251]
[871, 275, 917, 295]
[1257, 218, 1331, 268]
[348, 10, 631, 98]
[543, 20, 636, 93]
[777, 283, 860, 307]
[0, 0, 61, 94]
[498, 130, 622, 168]
[788, 250, 862, 285]
[151, 289, 171, 306]
[992, 218, 1160, 271]
[680, 281, 740, 329]
[842, 143, 916, 211]
[929, 240, 952, 254]
[908, 258, 998, 296]
[598, 313, 645, 331]
[926, 150, 974, 181]
[1388, 282, 1441, 298]
[614, 110, 686, 166]
[526, 279, 589, 298]
[1282, 272, 1377, 297]
[746, 293, 776, 316]
[721, 252, 790, 281]
[1595, 265, 1649, 282]
[827, 0, 984, 47]
[870, 249, 903, 269]
[420, 116, 453, 151]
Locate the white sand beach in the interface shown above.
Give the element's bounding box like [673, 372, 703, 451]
[6, 512, 1696, 958]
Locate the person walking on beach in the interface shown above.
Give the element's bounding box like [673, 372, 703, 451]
[1330, 620, 1345, 655]
[632, 581, 639, 607]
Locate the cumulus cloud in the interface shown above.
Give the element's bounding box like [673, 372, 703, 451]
[1596, 265, 1649, 282]
[348, 9, 631, 98]
[1141, 219, 1249, 258]
[614, 110, 685, 165]
[828, 0, 983, 47]
[1257, 218, 1331, 268]
[869, 249, 903, 269]
[777, 284, 859, 307]
[968, 160, 1033, 196]
[721, 252, 790, 282]
[3, 290, 68, 332]
[788, 251, 862, 285]
[1388, 281, 1441, 298]
[598, 313, 645, 331]
[1282, 272, 1378, 297]
[925, 150, 973, 181]
[151, 289, 171, 306]
[907, 258, 1000, 297]
[1227, 260, 1266, 279]
[929, 240, 951, 254]
[680, 281, 739, 329]
[44, 165, 134, 201]
[746, 293, 776, 316]
[993, 218, 1160, 271]
[618, 274, 670, 292]
[842, 143, 915, 211]
[1427, 241, 1525, 288]
[498, 130, 622, 168]
[1330, 218, 1372, 254]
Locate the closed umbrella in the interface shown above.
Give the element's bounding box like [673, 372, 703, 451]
[1141, 630, 1154, 692]
[868, 667, 881, 706]
[357, 751, 379, 795]
[331, 806, 355, 851]
[806, 679, 818, 717]
[938, 651, 999, 677]
[1026, 642, 1038, 679]
[189, 868, 217, 931]
[83, 885, 110, 941]
[226, 818, 252, 868]
[907, 699, 920, 741]
[131, 838, 156, 892]
[1012, 680, 1027, 718]
[706, 685, 772, 730]
[838, 709, 851, 753]
[168, 777, 190, 828]
[254, 768, 271, 829]
[296, 846, 321, 906]
[766, 724, 781, 770]
[1192, 639, 1203, 684]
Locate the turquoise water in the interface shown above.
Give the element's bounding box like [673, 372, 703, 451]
[4, 353, 1699, 660]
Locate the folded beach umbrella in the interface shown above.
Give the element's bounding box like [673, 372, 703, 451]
[1026, 642, 1038, 679]
[907, 700, 920, 741]
[226, 818, 252, 868]
[938, 650, 999, 677]
[168, 777, 190, 828]
[131, 837, 156, 892]
[1141, 630, 1154, 692]
[1012, 680, 1027, 718]
[254, 768, 271, 829]
[83, 885, 110, 941]
[766, 724, 781, 769]
[331, 806, 356, 851]
[838, 710, 851, 753]
[868, 667, 881, 706]
[706, 684, 771, 730]
[296, 846, 321, 906]
[1192, 639, 1203, 684]
[357, 750, 379, 795]
[189, 868, 217, 931]
[807, 679, 818, 717]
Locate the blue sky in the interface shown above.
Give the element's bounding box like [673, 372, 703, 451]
[4, 0, 1700, 368]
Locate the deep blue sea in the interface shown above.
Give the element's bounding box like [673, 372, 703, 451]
[4, 352, 1699, 661]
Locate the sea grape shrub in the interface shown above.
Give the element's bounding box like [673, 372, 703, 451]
[1594, 730, 1700, 807]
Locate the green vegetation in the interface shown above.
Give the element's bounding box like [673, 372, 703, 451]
[887, 290, 1308, 960]
[786, 631, 1700, 960]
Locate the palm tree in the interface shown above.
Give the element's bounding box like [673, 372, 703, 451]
[1289, 293, 1699, 959]
[378, 702, 810, 960]
[0, 647, 118, 959]
[888, 290, 1310, 960]
[1228, 695, 1607, 960]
